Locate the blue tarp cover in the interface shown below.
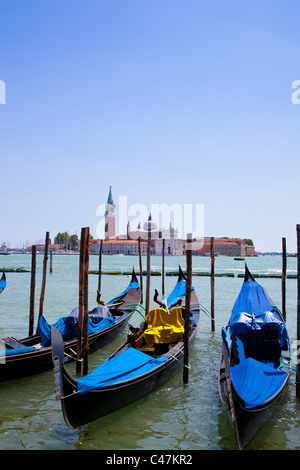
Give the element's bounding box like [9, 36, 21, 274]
[0, 280, 6, 289]
[226, 277, 289, 408]
[228, 310, 288, 345]
[230, 280, 274, 323]
[227, 278, 289, 349]
[36, 312, 115, 346]
[67, 305, 112, 322]
[0, 346, 36, 357]
[35, 276, 138, 346]
[167, 280, 194, 309]
[107, 279, 139, 306]
[230, 357, 288, 409]
[77, 347, 167, 394]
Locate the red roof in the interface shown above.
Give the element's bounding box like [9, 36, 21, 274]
[103, 239, 146, 244]
[202, 238, 241, 246]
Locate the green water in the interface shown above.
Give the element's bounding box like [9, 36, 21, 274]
[0, 253, 299, 450]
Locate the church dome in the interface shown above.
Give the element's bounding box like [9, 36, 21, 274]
[143, 214, 158, 232]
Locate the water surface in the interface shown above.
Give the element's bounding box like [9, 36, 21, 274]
[0, 253, 299, 450]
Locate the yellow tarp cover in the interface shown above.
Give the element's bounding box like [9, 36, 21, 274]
[142, 307, 185, 344]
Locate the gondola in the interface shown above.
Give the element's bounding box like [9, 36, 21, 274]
[0, 269, 141, 382]
[218, 265, 291, 450]
[0, 269, 6, 294]
[51, 266, 200, 428]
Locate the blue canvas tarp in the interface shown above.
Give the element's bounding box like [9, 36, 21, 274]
[0, 346, 36, 357]
[0, 274, 6, 293]
[67, 305, 112, 322]
[227, 276, 289, 408]
[35, 274, 138, 346]
[77, 347, 168, 394]
[167, 280, 194, 309]
[36, 312, 115, 346]
[230, 357, 288, 409]
[229, 280, 274, 323]
[229, 310, 288, 347]
[107, 279, 139, 306]
[228, 281, 289, 350]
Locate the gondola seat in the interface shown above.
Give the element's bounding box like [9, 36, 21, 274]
[142, 307, 184, 344]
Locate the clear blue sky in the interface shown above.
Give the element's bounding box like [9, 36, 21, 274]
[1, 0, 300, 252]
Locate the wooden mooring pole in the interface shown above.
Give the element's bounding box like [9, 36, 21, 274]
[296, 225, 300, 398]
[162, 238, 165, 296]
[282, 237, 286, 321]
[145, 238, 151, 315]
[39, 232, 50, 319]
[96, 239, 103, 304]
[29, 245, 36, 336]
[83, 227, 90, 376]
[138, 237, 143, 304]
[50, 250, 53, 273]
[210, 237, 215, 331]
[77, 227, 89, 375]
[183, 233, 192, 384]
[76, 229, 85, 374]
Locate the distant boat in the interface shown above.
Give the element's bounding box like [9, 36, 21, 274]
[234, 257, 245, 261]
[0, 269, 6, 294]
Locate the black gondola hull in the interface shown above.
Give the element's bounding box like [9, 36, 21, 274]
[218, 349, 290, 450]
[0, 270, 141, 382]
[231, 383, 289, 450]
[60, 324, 198, 428]
[218, 264, 291, 450]
[0, 312, 134, 382]
[52, 267, 200, 428]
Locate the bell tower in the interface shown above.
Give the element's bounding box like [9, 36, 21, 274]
[105, 186, 116, 239]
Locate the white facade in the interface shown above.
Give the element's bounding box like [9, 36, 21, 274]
[89, 239, 148, 256]
[127, 217, 179, 241]
[152, 238, 185, 256]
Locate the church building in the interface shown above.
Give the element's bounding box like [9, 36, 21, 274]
[104, 186, 116, 239]
[91, 187, 184, 255]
